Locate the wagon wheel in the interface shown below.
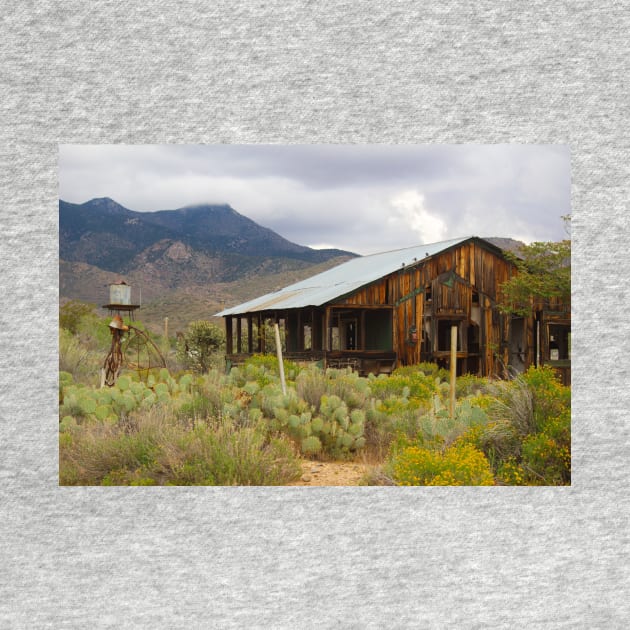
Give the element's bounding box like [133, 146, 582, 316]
[102, 323, 167, 386]
[120, 325, 167, 379]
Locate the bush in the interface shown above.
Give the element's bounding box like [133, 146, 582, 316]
[59, 328, 102, 385]
[60, 300, 98, 334]
[486, 374, 536, 436]
[456, 420, 521, 472]
[455, 373, 489, 398]
[522, 366, 571, 428]
[59, 406, 301, 486]
[295, 367, 328, 410]
[519, 408, 571, 485]
[163, 420, 301, 486]
[389, 443, 494, 486]
[176, 320, 225, 373]
[368, 368, 437, 407]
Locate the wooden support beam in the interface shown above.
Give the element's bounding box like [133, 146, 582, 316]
[257, 313, 263, 353]
[226, 317, 233, 355]
[450, 324, 457, 418]
[247, 316, 253, 354]
[360, 310, 366, 351]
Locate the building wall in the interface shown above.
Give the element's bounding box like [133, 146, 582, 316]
[224, 239, 570, 380]
[334, 240, 517, 376]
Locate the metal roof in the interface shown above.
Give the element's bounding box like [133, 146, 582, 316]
[216, 236, 475, 316]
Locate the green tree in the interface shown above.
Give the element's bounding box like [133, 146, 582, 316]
[499, 238, 571, 317]
[59, 300, 98, 334]
[176, 320, 225, 373]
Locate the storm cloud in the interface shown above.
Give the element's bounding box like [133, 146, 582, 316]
[59, 144, 570, 255]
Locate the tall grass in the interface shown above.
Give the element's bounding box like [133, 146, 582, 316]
[60, 406, 301, 486]
[59, 328, 102, 386]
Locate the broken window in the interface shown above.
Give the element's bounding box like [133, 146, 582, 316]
[437, 320, 460, 351]
[548, 323, 571, 361]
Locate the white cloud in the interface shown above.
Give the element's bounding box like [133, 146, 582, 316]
[388, 190, 447, 244]
[59, 145, 571, 254]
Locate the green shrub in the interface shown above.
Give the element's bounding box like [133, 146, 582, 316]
[522, 366, 571, 427]
[242, 354, 299, 382]
[368, 369, 437, 407]
[301, 435, 322, 455]
[164, 420, 301, 485]
[60, 300, 98, 334]
[519, 408, 571, 485]
[455, 373, 488, 397]
[486, 375, 536, 436]
[295, 367, 328, 410]
[176, 395, 216, 426]
[59, 328, 101, 385]
[456, 420, 521, 472]
[176, 320, 225, 373]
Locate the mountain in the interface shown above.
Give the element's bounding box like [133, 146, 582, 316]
[60, 198, 352, 272]
[59, 198, 357, 329]
[483, 237, 527, 255]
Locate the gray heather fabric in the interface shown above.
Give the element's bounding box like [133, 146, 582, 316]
[1, 2, 628, 628]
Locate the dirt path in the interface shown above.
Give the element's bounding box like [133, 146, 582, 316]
[287, 460, 368, 486]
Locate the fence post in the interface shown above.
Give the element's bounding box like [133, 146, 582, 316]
[450, 325, 457, 418]
[274, 322, 287, 395]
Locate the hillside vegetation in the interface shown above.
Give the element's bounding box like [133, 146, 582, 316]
[59, 306, 570, 486]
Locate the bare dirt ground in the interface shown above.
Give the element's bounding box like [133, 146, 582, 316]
[287, 460, 369, 486]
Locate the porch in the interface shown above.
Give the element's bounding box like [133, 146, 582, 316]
[223, 305, 397, 376]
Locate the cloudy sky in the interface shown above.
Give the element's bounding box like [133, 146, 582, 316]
[59, 144, 570, 255]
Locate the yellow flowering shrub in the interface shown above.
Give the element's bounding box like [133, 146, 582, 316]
[496, 458, 527, 485]
[390, 443, 494, 486]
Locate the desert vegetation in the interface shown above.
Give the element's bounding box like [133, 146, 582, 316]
[59, 303, 570, 486]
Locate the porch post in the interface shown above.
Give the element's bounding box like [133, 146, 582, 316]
[247, 316, 253, 354]
[226, 317, 233, 355]
[257, 313, 263, 353]
[360, 309, 366, 351]
[324, 306, 330, 368]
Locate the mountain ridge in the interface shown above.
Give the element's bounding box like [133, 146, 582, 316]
[60, 197, 354, 271]
[59, 197, 358, 329]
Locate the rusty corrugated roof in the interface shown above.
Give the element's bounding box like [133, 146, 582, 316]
[216, 236, 474, 316]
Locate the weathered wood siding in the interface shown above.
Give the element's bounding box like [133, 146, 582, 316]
[335, 240, 516, 375]
[225, 237, 569, 380]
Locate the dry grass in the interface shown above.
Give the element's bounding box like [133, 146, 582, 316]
[60, 406, 302, 486]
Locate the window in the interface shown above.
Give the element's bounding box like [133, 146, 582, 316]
[303, 325, 312, 350]
[437, 320, 460, 351]
[341, 319, 357, 350]
[548, 324, 571, 361]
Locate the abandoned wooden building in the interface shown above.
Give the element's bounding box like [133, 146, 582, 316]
[216, 236, 570, 382]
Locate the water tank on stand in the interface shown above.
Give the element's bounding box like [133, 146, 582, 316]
[109, 281, 131, 306]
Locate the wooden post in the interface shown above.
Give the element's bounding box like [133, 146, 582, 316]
[236, 317, 242, 354]
[163, 317, 170, 356]
[247, 316, 253, 354]
[450, 324, 457, 418]
[274, 322, 287, 395]
[226, 317, 233, 355]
